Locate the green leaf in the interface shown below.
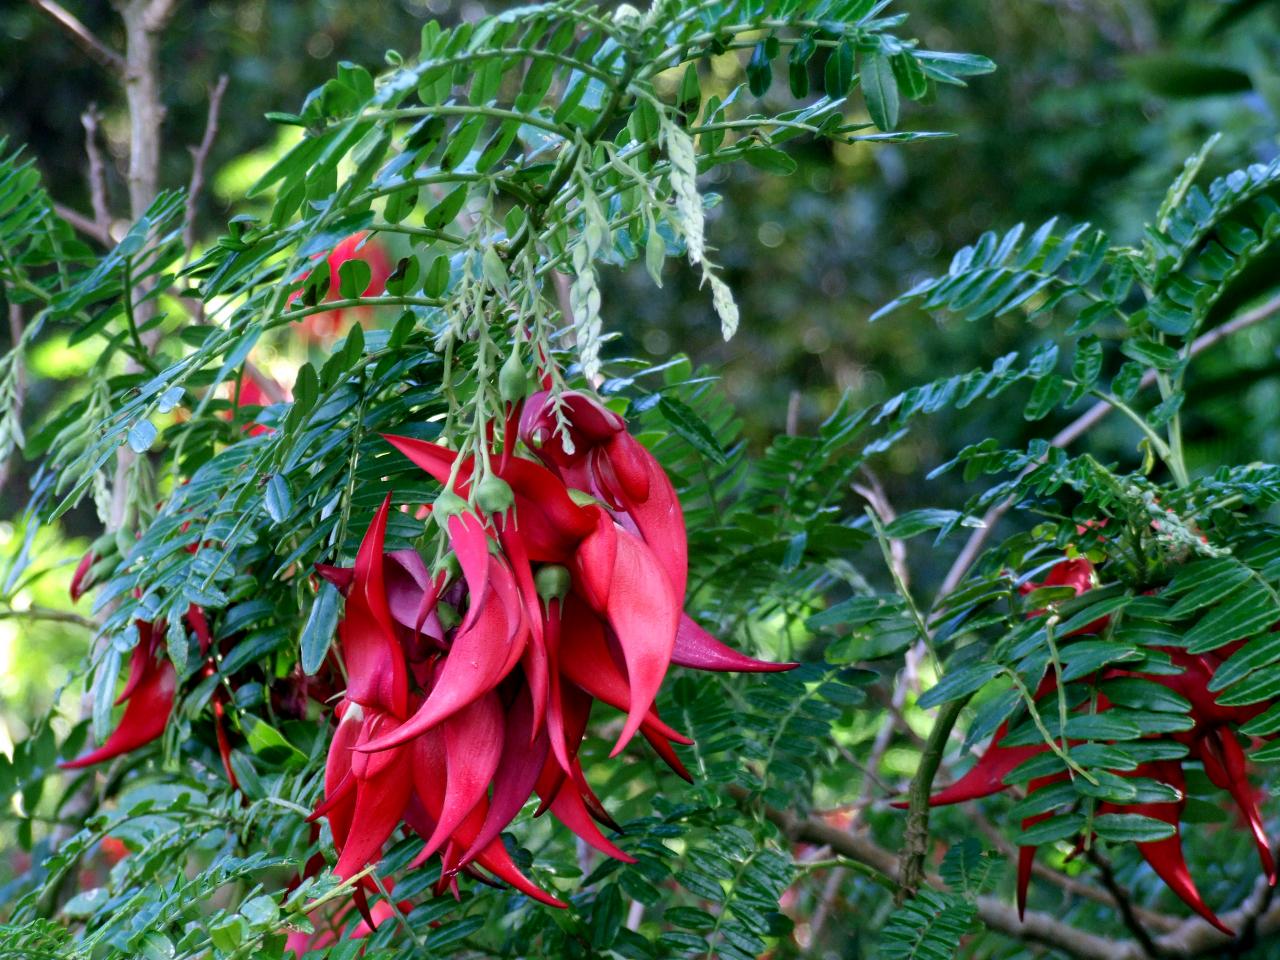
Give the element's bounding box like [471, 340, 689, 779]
[127, 420, 158, 453]
[860, 49, 900, 131]
[424, 253, 451, 297]
[264, 474, 292, 524]
[1093, 813, 1176, 843]
[743, 147, 798, 176]
[939, 838, 1004, 898]
[883, 508, 972, 539]
[824, 41, 855, 96]
[881, 890, 977, 960]
[917, 663, 1002, 708]
[243, 716, 306, 766]
[300, 581, 342, 675]
[338, 257, 372, 299]
[788, 36, 815, 99]
[1016, 813, 1085, 845]
[657, 396, 726, 465]
[1098, 677, 1190, 713]
[747, 41, 772, 97]
[891, 52, 929, 101]
[1166, 558, 1252, 617]
[1120, 337, 1181, 370]
[1185, 582, 1280, 653]
[1024, 373, 1065, 420]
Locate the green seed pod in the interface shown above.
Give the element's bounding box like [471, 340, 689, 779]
[475, 475, 515, 514]
[437, 601, 461, 631]
[534, 564, 571, 602]
[498, 346, 528, 405]
[432, 488, 469, 524]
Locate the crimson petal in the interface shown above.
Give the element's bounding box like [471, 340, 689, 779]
[672, 614, 798, 673]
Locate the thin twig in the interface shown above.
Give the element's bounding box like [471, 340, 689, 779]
[786, 389, 801, 436]
[1086, 848, 1164, 958]
[80, 106, 111, 239]
[52, 202, 111, 245]
[935, 291, 1280, 602]
[897, 695, 968, 900]
[0, 606, 97, 630]
[108, 0, 176, 531]
[811, 477, 920, 941]
[184, 74, 229, 258]
[27, 0, 125, 74]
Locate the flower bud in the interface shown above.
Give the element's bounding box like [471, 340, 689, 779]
[534, 564, 571, 602]
[432, 488, 469, 523]
[437, 600, 461, 631]
[475, 475, 515, 515]
[499, 347, 528, 405]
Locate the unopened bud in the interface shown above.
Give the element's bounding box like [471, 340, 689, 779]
[534, 564, 571, 602]
[432, 489, 468, 523]
[498, 347, 528, 405]
[475, 475, 515, 515]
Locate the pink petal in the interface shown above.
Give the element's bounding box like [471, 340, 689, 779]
[559, 596, 691, 745]
[672, 614, 798, 673]
[341, 495, 408, 718]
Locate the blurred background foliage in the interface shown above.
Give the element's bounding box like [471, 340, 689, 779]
[3, 0, 1280, 955]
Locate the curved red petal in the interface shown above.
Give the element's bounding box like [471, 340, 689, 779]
[592, 527, 679, 756]
[60, 658, 176, 769]
[420, 692, 505, 861]
[672, 614, 798, 673]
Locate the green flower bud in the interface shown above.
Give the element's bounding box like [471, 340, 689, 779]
[475, 475, 515, 515]
[498, 346, 528, 405]
[534, 564, 572, 602]
[437, 601, 461, 631]
[432, 488, 469, 524]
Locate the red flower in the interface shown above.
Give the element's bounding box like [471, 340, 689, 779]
[1019, 556, 1110, 636]
[70, 550, 96, 603]
[916, 557, 1276, 932]
[60, 619, 178, 770]
[295, 233, 392, 344]
[224, 370, 290, 437]
[308, 390, 795, 907]
[61, 604, 238, 787]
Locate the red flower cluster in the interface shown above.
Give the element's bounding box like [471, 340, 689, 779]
[311, 389, 794, 905]
[60, 605, 236, 785]
[924, 557, 1275, 932]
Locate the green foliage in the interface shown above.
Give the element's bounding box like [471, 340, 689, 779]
[0, 1, 994, 958]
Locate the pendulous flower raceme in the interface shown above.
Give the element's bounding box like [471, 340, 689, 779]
[919, 555, 1276, 933]
[309, 387, 795, 906]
